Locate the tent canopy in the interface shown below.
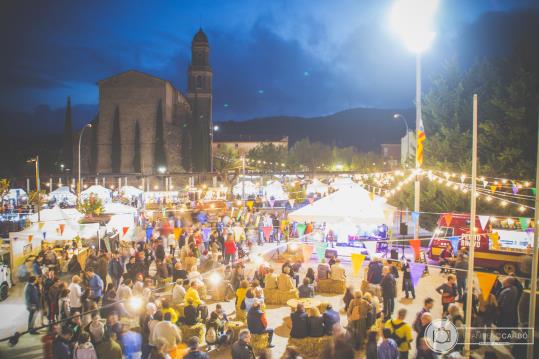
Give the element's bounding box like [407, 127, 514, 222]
[5, 188, 27, 200]
[264, 180, 288, 200]
[306, 179, 329, 195]
[233, 181, 259, 197]
[330, 177, 357, 191]
[50, 186, 77, 205]
[81, 185, 112, 203]
[29, 206, 82, 223]
[288, 186, 396, 225]
[120, 185, 143, 197]
[103, 202, 137, 215]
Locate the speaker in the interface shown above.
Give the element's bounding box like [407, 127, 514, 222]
[399, 222, 408, 236]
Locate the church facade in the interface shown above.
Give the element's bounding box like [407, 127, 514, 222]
[92, 29, 212, 175]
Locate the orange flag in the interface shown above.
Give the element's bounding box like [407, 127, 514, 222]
[410, 239, 421, 260]
[28, 235, 33, 243]
[59, 224, 65, 236]
[351, 253, 366, 276]
[122, 227, 129, 236]
[302, 244, 314, 262]
[174, 227, 182, 240]
[443, 214, 453, 226]
[477, 272, 497, 301]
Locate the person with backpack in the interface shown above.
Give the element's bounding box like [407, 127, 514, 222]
[380, 266, 396, 319]
[412, 297, 434, 334]
[347, 291, 370, 350]
[377, 328, 399, 359]
[384, 308, 413, 359]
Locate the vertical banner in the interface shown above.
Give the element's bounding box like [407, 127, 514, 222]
[315, 242, 328, 261]
[296, 223, 307, 237]
[476, 272, 497, 300]
[410, 262, 424, 287]
[409, 239, 421, 259]
[448, 236, 460, 255]
[262, 227, 273, 241]
[302, 244, 314, 262]
[351, 253, 366, 276]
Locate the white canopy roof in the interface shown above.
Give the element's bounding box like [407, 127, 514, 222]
[49, 186, 77, 205]
[103, 202, 137, 215]
[288, 186, 396, 225]
[5, 188, 27, 200]
[306, 179, 329, 195]
[233, 180, 259, 197]
[120, 185, 143, 197]
[81, 185, 112, 203]
[264, 180, 288, 200]
[330, 177, 357, 191]
[13, 219, 99, 241]
[29, 206, 82, 223]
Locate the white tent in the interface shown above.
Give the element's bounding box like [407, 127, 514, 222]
[264, 180, 288, 200]
[233, 180, 259, 197]
[49, 186, 77, 206]
[81, 185, 112, 203]
[29, 206, 82, 223]
[14, 218, 99, 242]
[288, 186, 396, 225]
[330, 177, 357, 191]
[103, 202, 137, 215]
[106, 214, 136, 240]
[4, 188, 27, 202]
[306, 179, 329, 195]
[120, 185, 143, 198]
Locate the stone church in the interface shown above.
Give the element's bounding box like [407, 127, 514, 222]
[84, 29, 212, 175]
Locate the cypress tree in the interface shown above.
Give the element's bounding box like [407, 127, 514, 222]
[133, 121, 141, 173]
[111, 106, 121, 173]
[154, 100, 166, 170]
[63, 96, 73, 171]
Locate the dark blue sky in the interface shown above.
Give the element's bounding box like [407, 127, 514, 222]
[0, 0, 538, 121]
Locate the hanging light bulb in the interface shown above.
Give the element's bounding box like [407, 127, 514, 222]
[500, 200, 508, 207]
[486, 195, 492, 202]
[519, 205, 526, 212]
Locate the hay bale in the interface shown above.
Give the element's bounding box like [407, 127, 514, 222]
[235, 306, 247, 322]
[251, 333, 269, 355]
[317, 279, 346, 294]
[287, 336, 333, 358]
[179, 323, 206, 345]
[264, 288, 299, 305]
[360, 280, 381, 300]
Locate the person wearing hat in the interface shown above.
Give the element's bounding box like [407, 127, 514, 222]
[184, 336, 210, 359]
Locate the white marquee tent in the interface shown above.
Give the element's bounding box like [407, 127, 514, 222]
[263, 180, 288, 200]
[49, 186, 77, 206]
[233, 180, 259, 197]
[29, 206, 82, 223]
[288, 186, 396, 225]
[306, 179, 329, 195]
[81, 185, 112, 203]
[103, 202, 137, 215]
[120, 185, 143, 198]
[330, 177, 357, 191]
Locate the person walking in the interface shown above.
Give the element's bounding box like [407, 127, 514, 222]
[108, 252, 124, 289]
[24, 276, 40, 334]
[380, 266, 396, 319]
[347, 291, 370, 350]
[401, 260, 415, 299]
[384, 309, 413, 359]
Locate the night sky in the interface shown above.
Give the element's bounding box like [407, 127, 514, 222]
[1, 0, 538, 122]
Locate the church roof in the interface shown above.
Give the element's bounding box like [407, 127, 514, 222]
[193, 28, 208, 44]
[97, 70, 174, 87]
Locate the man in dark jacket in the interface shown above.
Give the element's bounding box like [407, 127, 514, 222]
[246, 300, 274, 347]
[231, 329, 255, 359]
[380, 266, 396, 318]
[367, 258, 383, 284]
[96, 252, 109, 289]
[497, 277, 519, 328]
[24, 276, 40, 334]
[290, 303, 309, 338]
[184, 336, 210, 359]
[454, 254, 468, 298]
[52, 325, 73, 359]
[322, 304, 341, 335]
[108, 252, 124, 289]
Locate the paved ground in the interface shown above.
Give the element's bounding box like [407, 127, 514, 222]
[0, 242, 516, 359]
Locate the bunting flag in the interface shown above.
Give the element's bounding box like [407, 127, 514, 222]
[246, 200, 254, 210]
[351, 253, 366, 276]
[225, 201, 232, 209]
[519, 217, 529, 231]
[476, 272, 498, 300]
[230, 208, 235, 218]
[410, 262, 424, 288]
[59, 224, 65, 236]
[38, 222, 45, 231]
[416, 118, 426, 167]
[315, 242, 328, 261]
[478, 216, 490, 230]
[28, 235, 33, 243]
[512, 185, 519, 195]
[280, 220, 288, 232]
[302, 244, 314, 262]
[122, 227, 129, 236]
[308, 197, 315, 205]
[448, 236, 460, 255]
[489, 232, 500, 250]
[244, 212, 251, 224]
[412, 211, 420, 224]
[42, 232, 47, 240]
[269, 199, 275, 208]
[482, 180, 488, 188]
[288, 199, 295, 208]
[533, 188, 537, 196]
[409, 239, 421, 259]
[202, 227, 212, 241]
[254, 215, 260, 227]
[173, 227, 182, 240]
[490, 185, 497, 193]
[261, 226, 272, 241]
[296, 223, 307, 237]
[443, 213, 453, 226]
[162, 208, 166, 217]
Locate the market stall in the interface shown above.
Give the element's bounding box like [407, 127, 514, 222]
[306, 179, 329, 195]
[263, 180, 288, 201]
[232, 180, 259, 198]
[81, 185, 112, 203]
[3, 188, 27, 206]
[49, 186, 77, 206]
[119, 185, 144, 207]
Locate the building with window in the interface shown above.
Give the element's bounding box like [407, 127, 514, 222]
[212, 134, 288, 156]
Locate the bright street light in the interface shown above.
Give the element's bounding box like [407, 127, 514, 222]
[213, 125, 219, 131]
[389, 0, 438, 54]
[158, 166, 166, 174]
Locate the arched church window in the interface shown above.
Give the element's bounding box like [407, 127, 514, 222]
[196, 75, 203, 89]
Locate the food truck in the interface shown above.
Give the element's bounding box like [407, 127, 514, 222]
[427, 213, 532, 274]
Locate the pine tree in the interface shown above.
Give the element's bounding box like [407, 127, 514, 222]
[133, 121, 141, 173]
[111, 106, 121, 173]
[154, 100, 166, 171]
[63, 96, 73, 171]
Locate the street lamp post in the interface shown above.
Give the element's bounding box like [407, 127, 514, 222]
[78, 123, 92, 200]
[393, 113, 410, 166]
[27, 156, 41, 221]
[210, 125, 219, 173]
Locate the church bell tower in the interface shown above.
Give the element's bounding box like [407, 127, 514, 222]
[187, 28, 212, 172]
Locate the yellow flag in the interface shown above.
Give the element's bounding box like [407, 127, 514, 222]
[173, 227, 182, 240]
[38, 222, 44, 231]
[351, 253, 366, 276]
[476, 272, 497, 301]
[246, 200, 254, 211]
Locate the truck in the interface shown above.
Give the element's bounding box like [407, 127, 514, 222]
[427, 213, 532, 275]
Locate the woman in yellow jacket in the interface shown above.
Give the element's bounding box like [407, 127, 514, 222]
[235, 280, 249, 321]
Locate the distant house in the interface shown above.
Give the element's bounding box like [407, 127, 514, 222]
[380, 143, 401, 161]
[212, 134, 288, 155]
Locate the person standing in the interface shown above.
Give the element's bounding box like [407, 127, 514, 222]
[86, 269, 104, 304]
[380, 266, 396, 319]
[231, 329, 255, 359]
[377, 328, 399, 359]
[322, 304, 341, 335]
[347, 291, 370, 350]
[96, 252, 109, 290]
[412, 297, 433, 334]
[497, 277, 519, 329]
[454, 254, 468, 298]
[384, 309, 413, 359]
[68, 275, 83, 314]
[108, 252, 124, 289]
[401, 260, 415, 299]
[24, 276, 40, 334]
[52, 326, 73, 359]
[435, 274, 458, 315]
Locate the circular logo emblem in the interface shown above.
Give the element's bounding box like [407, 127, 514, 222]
[424, 319, 458, 353]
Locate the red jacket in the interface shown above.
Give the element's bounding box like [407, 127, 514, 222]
[224, 240, 237, 255]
